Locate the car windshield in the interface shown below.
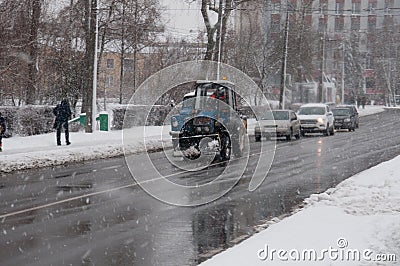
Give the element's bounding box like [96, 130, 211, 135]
[273, 111, 289, 120]
[261, 111, 289, 120]
[332, 108, 350, 116]
[298, 107, 326, 115]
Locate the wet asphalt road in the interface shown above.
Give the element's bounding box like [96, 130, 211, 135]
[0, 110, 399, 266]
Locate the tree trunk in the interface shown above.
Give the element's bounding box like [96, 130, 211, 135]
[84, 0, 97, 133]
[26, 0, 41, 105]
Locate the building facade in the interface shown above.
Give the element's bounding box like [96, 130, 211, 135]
[235, 0, 400, 104]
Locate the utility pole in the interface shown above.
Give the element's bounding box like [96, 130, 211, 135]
[279, 10, 289, 110]
[317, 29, 326, 103]
[216, 0, 223, 80]
[341, 43, 345, 104]
[92, 0, 98, 132]
[85, 0, 98, 133]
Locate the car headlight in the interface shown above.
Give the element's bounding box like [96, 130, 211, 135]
[317, 117, 324, 124]
[344, 118, 350, 122]
[171, 117, 179, 128]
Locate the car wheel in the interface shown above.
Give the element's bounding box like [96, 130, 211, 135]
[295, 128, 301, 139]
[220, 134, 231, 161]
[301, 130, 305, 137]
[233, 134, 244, 158]
[330, 125, 335, 135]
[323, 124, 330, 136]
[286, 129, 293, 141]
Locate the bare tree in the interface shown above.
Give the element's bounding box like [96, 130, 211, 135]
[0, 0, 40, 105]
[104, 0, 162, 103]
[194, 0, 252, 62]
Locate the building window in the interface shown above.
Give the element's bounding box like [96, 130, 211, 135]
[319, 3, 328, 14]
[124, 59, 134, 71]
[271, 2, 280, 14]
[368, 2, 377, 14]
[352, 3, 361, 15]
[368, 18, 376, 31]
[385, 0, 393, 15]
[335, 2, 344, 15]
[271, 18, 280, 33]
[351, 17, 360, 31]
[335, 18, 344, 32]
[105, 76, 114, 87]
[288, 0, 296, 12]
[383, 16, 394, 29]
[106, 58, 114, 69]
[318, 17, 326, 33]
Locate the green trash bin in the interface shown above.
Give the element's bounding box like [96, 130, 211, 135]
[99, 113, 109, 131]
[79, 113, 86, 126]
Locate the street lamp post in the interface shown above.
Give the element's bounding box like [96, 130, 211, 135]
[279, 10, 289, 110]
[92, 0, 99, 132]
[341, 42, 345, 104]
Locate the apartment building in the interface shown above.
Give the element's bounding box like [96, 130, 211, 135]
[235, 0, 400, 103]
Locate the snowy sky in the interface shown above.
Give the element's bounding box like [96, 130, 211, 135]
[46, 0, 207, 40]
[159, 0, 206, 39]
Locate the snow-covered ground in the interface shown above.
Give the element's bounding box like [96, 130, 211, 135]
[200, 154, 400, 265]
[0, 125, 172, 173]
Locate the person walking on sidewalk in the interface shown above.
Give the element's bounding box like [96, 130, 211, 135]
[53, 99, 72, 146]
[0, 112, 6, 152]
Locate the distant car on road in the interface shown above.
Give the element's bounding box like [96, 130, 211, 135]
[336, 105, 359, 128]
[297, 103, 335, 136]
[255, 110, 301, 141]
[332, 107, 356, 131]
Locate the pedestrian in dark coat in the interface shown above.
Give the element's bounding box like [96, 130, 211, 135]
[53, 99, 72, 146]
[0, 112, 6, 152]
[361, 95, 367, 109]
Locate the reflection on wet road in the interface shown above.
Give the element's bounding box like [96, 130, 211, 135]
[1, 111, 400, 265]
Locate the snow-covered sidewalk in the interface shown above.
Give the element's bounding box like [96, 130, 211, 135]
[200, 154, 400, 265]
[0, 125, 172, 173]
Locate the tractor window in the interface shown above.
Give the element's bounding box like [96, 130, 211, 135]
[195, 83, 229, 110]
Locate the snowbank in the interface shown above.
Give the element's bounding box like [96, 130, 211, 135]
[0, 126, 171, 173]
[200, 155, 400, 266]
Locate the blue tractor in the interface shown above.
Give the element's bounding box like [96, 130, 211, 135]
[172, 80, 247, 161]
[170, 91, 195, 150]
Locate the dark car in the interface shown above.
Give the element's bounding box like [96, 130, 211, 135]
[336, 105, 359, 128]
[332, 107, 357, 131]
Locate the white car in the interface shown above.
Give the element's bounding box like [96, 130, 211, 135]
[297, 103, 335, 136]
[254, 110, 301, 141]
